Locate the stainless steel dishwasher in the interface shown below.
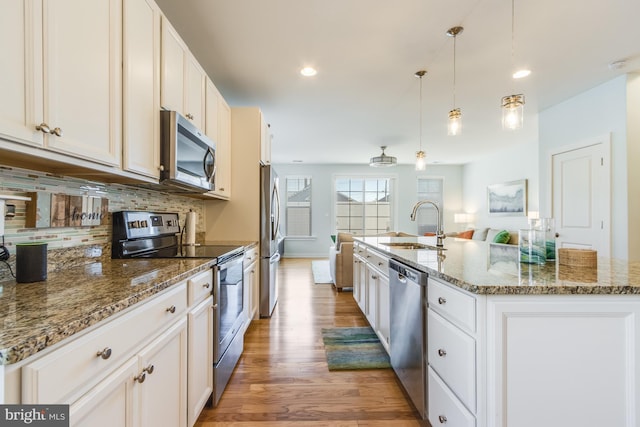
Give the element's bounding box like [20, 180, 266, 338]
[389, 259, 428, 420]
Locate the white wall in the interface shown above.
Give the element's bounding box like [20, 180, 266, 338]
[538, 75, 628, 259]
[273, 163, 463, 258]
[461, 136, 540, 233]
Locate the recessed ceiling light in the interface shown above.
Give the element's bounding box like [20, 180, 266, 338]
[300, 67, 317, 77]
[513, 69, 531, 79]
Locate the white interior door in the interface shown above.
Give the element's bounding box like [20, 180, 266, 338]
[551, 140, 610, 257]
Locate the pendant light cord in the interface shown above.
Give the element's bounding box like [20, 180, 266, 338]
[419, 74, 423, 152]
[453, 34, 457, 108]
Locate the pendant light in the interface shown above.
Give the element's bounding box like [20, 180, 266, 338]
[446, 26, 463, 136]
[501, 0, 525, 130]
[369, 146, 397, 167]
[415, 70, 427, 171]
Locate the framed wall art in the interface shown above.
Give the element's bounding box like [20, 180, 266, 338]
[487, 179, 527, 216]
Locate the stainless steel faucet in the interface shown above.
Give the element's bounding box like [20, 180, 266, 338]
[410, 200, 445, 247]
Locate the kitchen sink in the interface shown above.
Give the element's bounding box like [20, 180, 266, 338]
[380, 242, 446, 250]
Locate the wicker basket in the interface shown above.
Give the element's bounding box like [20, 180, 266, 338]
[558, 248, 597, 267]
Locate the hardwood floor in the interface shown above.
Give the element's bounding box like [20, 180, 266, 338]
[195, 258, 426, 426]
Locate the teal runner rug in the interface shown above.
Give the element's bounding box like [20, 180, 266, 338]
[321, 326, 391, 371]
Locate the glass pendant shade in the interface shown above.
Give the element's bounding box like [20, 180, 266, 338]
[448, 108, 462, 136]
[501, 94, 524, 130]
[415, 150, 426, 171]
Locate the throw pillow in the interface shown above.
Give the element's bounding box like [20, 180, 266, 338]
[492, 230, 511, 244]
[471, 228, 489, 241]
[457, 229, 474, 239]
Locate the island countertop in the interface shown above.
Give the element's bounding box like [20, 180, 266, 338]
[354, 235, 640, 295]
[0, 258, 215, 365]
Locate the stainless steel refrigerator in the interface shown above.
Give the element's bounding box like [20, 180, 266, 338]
[259, 164, 281, 317]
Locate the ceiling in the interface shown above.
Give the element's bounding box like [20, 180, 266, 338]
[154, 0, 640, 166]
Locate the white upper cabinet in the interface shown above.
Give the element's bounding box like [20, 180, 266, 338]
[261, 118, 272, 165]
[123, 0, 161, 179]
[43, 0, 122, 166]
[0, 0, 122, 166]
[184, 54, 205, 131]
[160, 16, 186, 114]
[161, 16, 205, 130]
[205, 79, 231, 199]
[0, 0, 44, 146]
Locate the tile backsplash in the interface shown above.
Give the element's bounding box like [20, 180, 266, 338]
[0, 165, 205, 280]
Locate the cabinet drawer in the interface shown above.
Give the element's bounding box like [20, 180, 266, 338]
[428, 309, 476, 412]
[365, 248, 389, 276]
[188, 268, 213, 306]
[354, 243, 365, 256]
[428, 278, 476, 333]
[22, 282, 187, 404]
[243, 246, 258, 269]
[428, 366, 475, 427]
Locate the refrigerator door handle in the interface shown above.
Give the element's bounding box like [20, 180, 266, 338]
[270, 252, 281, 264]
[271, 184, 281, 240]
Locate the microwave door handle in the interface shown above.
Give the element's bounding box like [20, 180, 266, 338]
[203, 147, 216, 183]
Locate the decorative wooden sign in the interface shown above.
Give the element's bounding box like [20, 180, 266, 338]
[25, 192, 109, 228]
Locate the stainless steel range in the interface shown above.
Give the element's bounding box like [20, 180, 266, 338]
[112, 210, 246, 406]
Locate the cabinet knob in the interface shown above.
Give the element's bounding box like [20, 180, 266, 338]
[203, 283, 211, 289]
[158, 165, 165, 171]
[378, 262, 384, 266]
[438, 415, 447, 424]
[166, 305, 176, 314]
[438, 297, 447, 305]
[371, 275, 378, 280]
[36, 123, 51, 134]
[50, 127, 63, 137]
[218, 187, 225, 191]
[134, 372, 146, 383]
[186, 113, 194, 120]
[96, 347, 112, 360]
[144, 364, 155, 375]
[438, 348, 447, 357]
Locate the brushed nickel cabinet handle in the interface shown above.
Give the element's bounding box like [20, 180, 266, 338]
[96, 347, 112, 360]
[438, 415, 447, 423]
[143, 364, 155, 375]
[218, 187, 225, 191]
[378, 262, 384, 266]
[166, 305, 176, 314]
[36, 123, 51, 134]
[202, 283, 211, 289]
[186, 113, 194, 120]
[134, 372, 146, 383]
[50, 127, 63, 137]
[438, 348, 447, 357]
[438, 297, 447, 305]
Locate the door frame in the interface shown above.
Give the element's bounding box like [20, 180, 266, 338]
[546, 133, 612, 256]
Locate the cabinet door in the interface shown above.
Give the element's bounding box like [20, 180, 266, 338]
[365, 264, 378, 328]
[43, 0, 122, 166]
[138, 318, 187, 427]
[357, 258, 367, 314]
[184, 53, 205, 130]
[204, 78, 220, 142]
[352, 257, 361, 305]
[260, 116, 271, 164]
[215, 96, 232, 198]
[187, 297, 213, 427]
[0, 0, 43, 146]
[160, 16, 186, 113]
[122, 0, 161, 178]
[70, 357, 140, 427]
[376, 273, 390, 352]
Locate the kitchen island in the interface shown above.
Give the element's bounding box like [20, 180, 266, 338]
[354, 235, 640, 427]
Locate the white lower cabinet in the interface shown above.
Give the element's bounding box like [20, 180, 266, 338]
[138, 318, 187, 427]
[19, 268, 219, 427]
[187, 296, 213, 427]
[70, 357, 139, 427]
[429, 366, 475, 427]
[243, 245, 259, 326]
[352, 245, 390, 354]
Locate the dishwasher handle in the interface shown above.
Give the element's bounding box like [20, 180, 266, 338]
[390, 259, 427, 285]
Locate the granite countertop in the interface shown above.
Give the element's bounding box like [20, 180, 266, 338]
[0, 258, 215, 365]
[355, 235, 640, 295]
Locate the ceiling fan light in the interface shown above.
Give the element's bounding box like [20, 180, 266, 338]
[501, 94, 525, 130]
[415, 150, 426, 171]
[513, 69, 531, 79]
[369, 146, 397, 167]
[448, 108, 462, 136]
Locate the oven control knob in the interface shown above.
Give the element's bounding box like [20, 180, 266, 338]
[128, 220, 140, 229]
[140, 220, 148, 228]
[166, 220, 173, 227]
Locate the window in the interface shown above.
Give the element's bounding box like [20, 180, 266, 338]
[285, 176, 312, 236]
[415, 177, 444, 235]
[335, 177, 393, 235]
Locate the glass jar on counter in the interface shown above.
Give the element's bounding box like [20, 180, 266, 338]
[539, 217, 556, 261]
[518, 228, 546, 265]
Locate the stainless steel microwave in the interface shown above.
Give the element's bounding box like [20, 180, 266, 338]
[160, 110, 216, 193]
